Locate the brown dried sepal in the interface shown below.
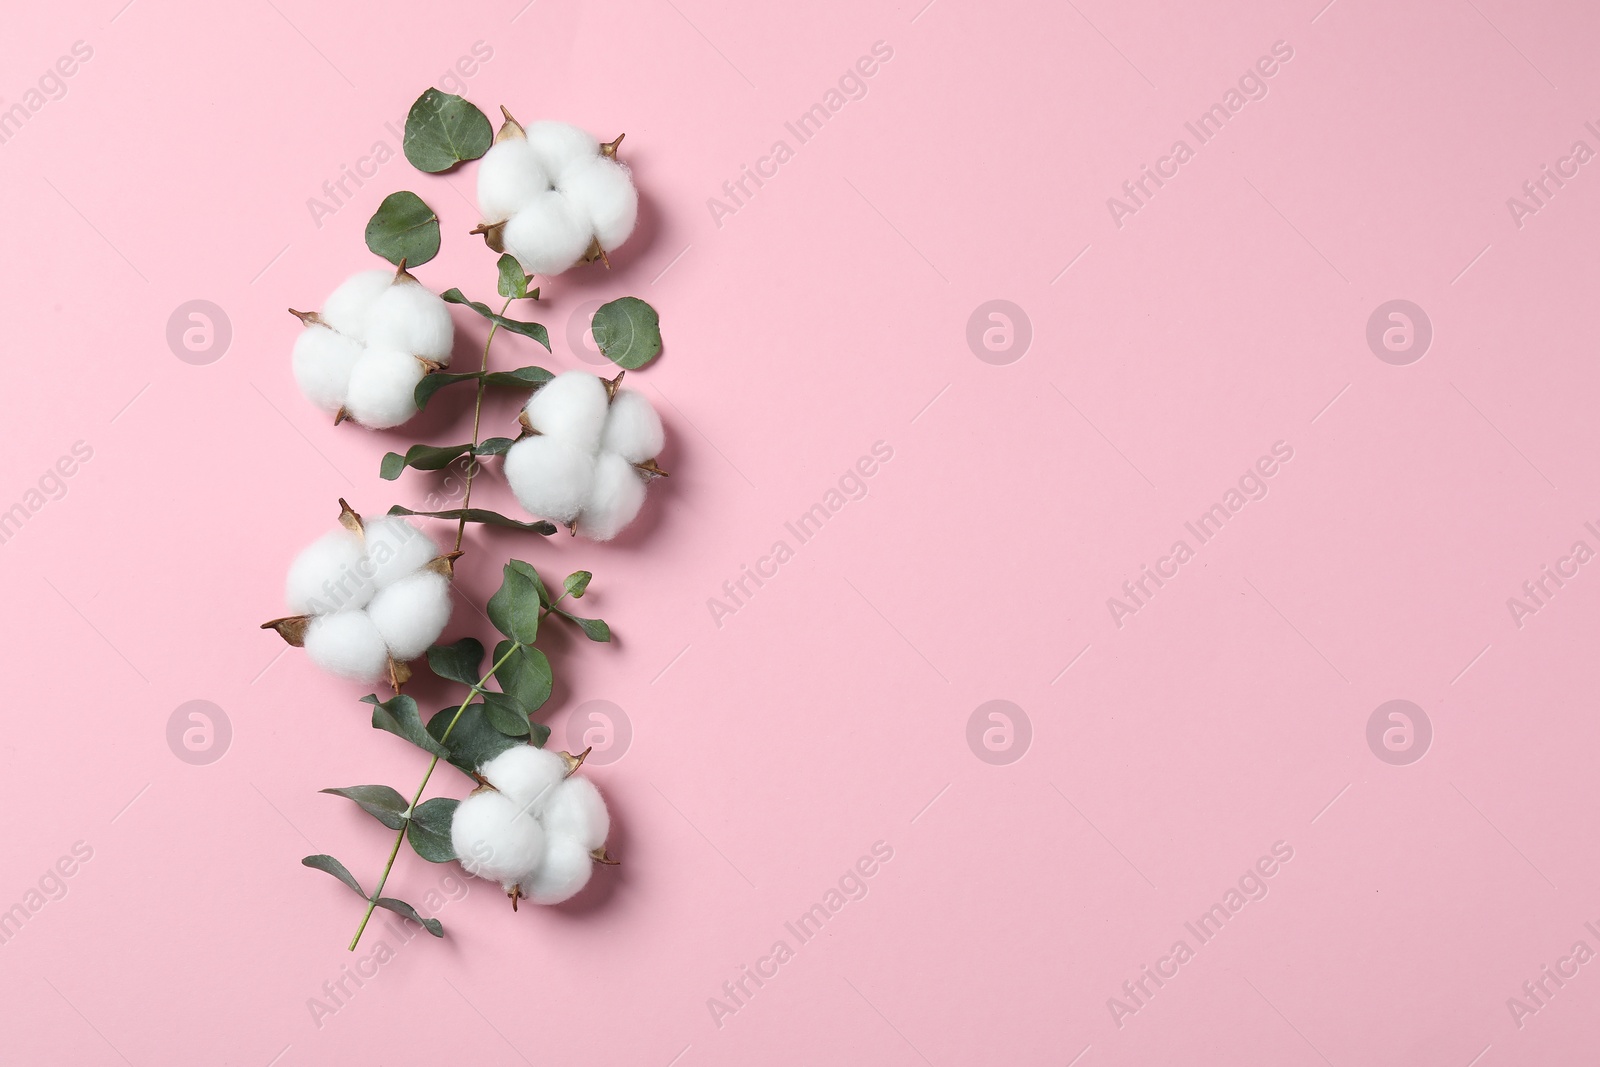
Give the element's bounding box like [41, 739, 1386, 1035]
[337, 498, 365, 536]
[288, 308, 323, 326]
[470, 220, 507, 253]
[260, 615, 311, 647]
[508, 884, 522, 911]
[424, 551, 463, 580]
[602, 370, 626, 402]
[392, 258, 417, 285]
[496, 106, 525, 143]
[582, 236, 611, 268]
[600, 133, 625, 159]
[558, 747, 592, 777]
[634, 457, 668, 479]
[517, 409, 539, 438]
[334, 407, 351, 426]
[590, 847, 619, 866]
[387, 654, 412, 693]
[417, 357, 447, 374]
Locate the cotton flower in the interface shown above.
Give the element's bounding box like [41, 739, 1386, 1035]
[473, 109, 638, 276]
[502, 370, 666, 540]
[264, 500, 455, 687]
[290, 265, 455, 429]
[449, 744, 613, 906]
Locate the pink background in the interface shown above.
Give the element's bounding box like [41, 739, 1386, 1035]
[2, 0, 1598, 1063]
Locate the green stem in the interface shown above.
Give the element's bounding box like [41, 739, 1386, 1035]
[347, 639, 523, 951]
[454, 297, 514, 554]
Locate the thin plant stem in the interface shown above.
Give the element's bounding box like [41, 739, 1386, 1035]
[454, 297, 514, 554]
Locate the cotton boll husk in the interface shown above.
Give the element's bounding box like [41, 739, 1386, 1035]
[501, 191, 593, 276]
[578, 452, 647, 541]
[523, 371, 610, 447]
[523, 834, 593, 904]
[451, 791, 547, 888]
[360, 517, 439, 589]
[320, 269, 393, 340]
[366, 571, 451, 660]
[600, 389, 665, 464]
[542, 776, 610, 851]
[559, 156, 638, 251]
[503, 436, 597, 523]
[344, 347, 424, 429]
[367, 281, 454, 362]
[286, 530, 370, 615]
[477, 139, 551, 222]
[303, 611, 390, 682]
[523, 121, 598, 182]
[480, 745, 569, 814]
[291, 326, 363, 416]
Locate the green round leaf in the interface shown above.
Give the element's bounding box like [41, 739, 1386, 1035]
[487, 565, 541, 644]
[366, 191, 440, 266]
[406, 797, 459, 863]
[591, 297, 662, 370]
[426, 638, 485, 687]
[403, 89, 492, 173]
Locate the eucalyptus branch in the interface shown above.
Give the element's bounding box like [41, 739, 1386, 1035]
[348, 637, 523, 951]
[454, 297, 513, 554]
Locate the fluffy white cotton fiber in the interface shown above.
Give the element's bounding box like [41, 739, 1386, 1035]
[281, 512, 452, 683]
[502, 371, 664, 541]
[367, 571, 452, 661]
[475, 117, 639, 276]
[448, 742, 612, 905]
[286, 530, 369, 614]
[480, 745, 570, 814]
[451, 790, 548, 889]
[290, 267, 455, 429]
[304, 611, 390, 682]
[599, 389, 665, 464]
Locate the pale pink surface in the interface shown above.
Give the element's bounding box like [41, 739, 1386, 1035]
[2, 0, 1599, 1063]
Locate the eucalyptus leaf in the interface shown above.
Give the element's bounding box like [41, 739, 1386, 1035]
[380, 443, 474, 480]
[497, 254, 531, 299]
[415, 371, 482, 410]
[403, 89, 492, 173]
[482, 692, 531, 737]
[427, 703, 520, 776]
[441, 289, 550, 349]
[386, 505, 556, 535]
[556, 610, 612, 643]
[406, 797, 459, 863]
[487, 565, 541, 644]
[365, 191, 440, 266]
[590, 296, 662, 369]
[505, 559, 551, 606]
[302, 855, 366, 898]
[482, 366, 554, 390]
[373, 896, 444, 937]
[563, 571, 592, 599]
[426, 638, 485, 687]
[319, 785, 410, 830]
[494, 640, 553, 715]
[365, 693, 451, 758]
[475, 437, 517, 456]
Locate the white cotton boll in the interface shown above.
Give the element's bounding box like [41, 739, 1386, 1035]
[503, 437, 597, 523]
[477, 139, 551, 222]
[451, 790, 547, 888]
[523, 835, 593, 905]
[291, 326, 363, 417]
[303, 611, 390, 682]
[559, 156, 638, 251]
[367, 281, 454, 363]
[578, 452, 647, 541]
[542, 777, 610, 852]
[344, 347, 424, 429]
[524, 121, 598, 182]
[523, 371, 610, 447]
[286, 530, 370, 615]
[600, 389, 664, 464]
[366, 571, 452, 660]
[480, 745, 569, 814]
[320, 269, 393, 340]
[501, 191, 593, 276]
[360, 517, 439, 589]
